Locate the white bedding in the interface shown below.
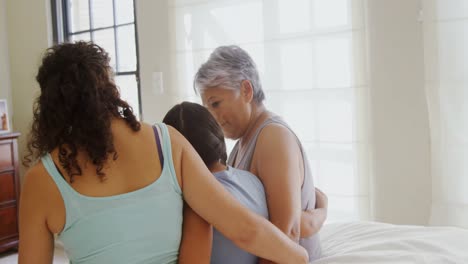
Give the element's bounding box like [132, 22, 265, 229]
[4, 221, 466, 264]
[314, 221, 468, 264]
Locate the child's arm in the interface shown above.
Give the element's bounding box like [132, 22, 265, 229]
[178, 203, 213, 264]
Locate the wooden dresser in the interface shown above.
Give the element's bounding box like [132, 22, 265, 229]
[0, 132, 21, 253]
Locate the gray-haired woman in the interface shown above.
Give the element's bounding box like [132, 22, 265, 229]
[193, 45, 326, 262]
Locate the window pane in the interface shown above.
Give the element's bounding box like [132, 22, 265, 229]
[319, 158, 356, 196]
[174, 50, 212, 97]
[280, 41, 314, 90]
[91, 0, 114, 28]
[69, 0, 90, 32]
[278, 0, 310, 34]
[316, 36, 352, 88]
[93, 28, 116, 70]
[174, 1, 263, 51]
[318, 98, 354, 142]
[283, 99, 317, 142]
[115, 74, 140, 120]
[209, 2, 263, 46]
[115, 0, 134, 24]
[70, 32, 91, 42]
[116, 25, 137, 72]
[314, 0, 350, 29]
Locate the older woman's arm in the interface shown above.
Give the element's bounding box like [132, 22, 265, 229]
[253, 124, 305, 264]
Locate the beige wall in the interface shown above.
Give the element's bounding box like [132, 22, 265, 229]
[0, 0, 13, 122]
[6, 0, 52, 179]
[135, 0, 180, 124]
[366, 0, 432, 225]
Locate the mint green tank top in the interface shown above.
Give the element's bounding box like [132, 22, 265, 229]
[41, 123, 183, 264]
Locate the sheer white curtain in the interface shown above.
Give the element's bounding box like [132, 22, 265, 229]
[423, 0, 468, 228]
[168, 0, 370, 221]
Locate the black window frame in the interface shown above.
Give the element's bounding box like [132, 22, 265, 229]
[51, 0, 143, 119]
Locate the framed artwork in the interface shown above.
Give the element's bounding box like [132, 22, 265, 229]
[0, 99, 10, 133]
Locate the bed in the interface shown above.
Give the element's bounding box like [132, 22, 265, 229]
[314, 221, 468, 264]
[6, 221, 465, 263]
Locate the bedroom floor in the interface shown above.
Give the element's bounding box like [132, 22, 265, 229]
[0, 247, 69, 264]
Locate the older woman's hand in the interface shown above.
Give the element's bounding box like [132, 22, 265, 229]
[299, 188, 328, 238]
[315, 188, 328, 210]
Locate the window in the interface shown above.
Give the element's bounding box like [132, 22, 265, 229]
[169, 0, 370, 221]
[51, 0, 141, 119]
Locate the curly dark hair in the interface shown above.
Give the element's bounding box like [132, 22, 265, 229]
[24, 41, 141, 182]
[163, 101, 227, 167]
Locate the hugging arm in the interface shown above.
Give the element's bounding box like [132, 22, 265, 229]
[169, 126, 308, 264]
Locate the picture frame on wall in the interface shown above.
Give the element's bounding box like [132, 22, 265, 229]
[0, 99, 10, 133]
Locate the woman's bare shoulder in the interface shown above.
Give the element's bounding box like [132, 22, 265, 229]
[22, 161, 60, 210]
[166, 124, 188, 148]
[23, 161, 53, 187]
[254, 122, 302, 166]
[257, 123, 297, 148]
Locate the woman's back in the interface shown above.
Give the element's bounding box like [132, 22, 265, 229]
[34, 122, 183, 264]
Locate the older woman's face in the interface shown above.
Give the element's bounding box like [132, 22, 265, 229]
[201, 86, 251, 140]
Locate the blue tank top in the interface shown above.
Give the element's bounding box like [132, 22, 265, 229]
[41, 123, 183, 264]
[211, 166, 269, 264]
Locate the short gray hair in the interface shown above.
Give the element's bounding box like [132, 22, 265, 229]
[194, 45, 265, 103]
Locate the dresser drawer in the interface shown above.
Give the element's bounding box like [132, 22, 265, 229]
[0, 142, 13, 170]
[0, 206, 18, 240]
[0, 172, 16, 203]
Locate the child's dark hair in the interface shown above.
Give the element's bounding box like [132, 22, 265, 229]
[163, 101, 227, 167]
[24, 41, 140, 182]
